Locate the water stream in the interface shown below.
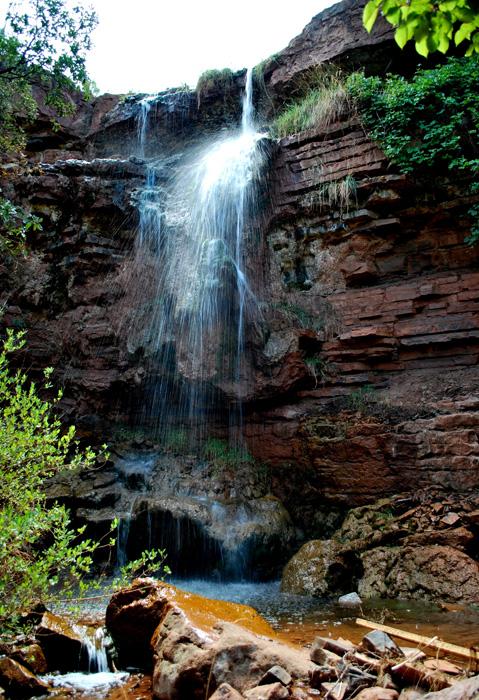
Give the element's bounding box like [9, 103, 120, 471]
[128, 68, 267, 442]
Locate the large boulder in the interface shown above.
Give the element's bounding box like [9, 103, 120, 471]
[0, 658, 49, 697]
[358, 545, 479, 603]
[36, 611, 85, 672]
[281, 539, 360, 596]
[106, 579, 314, 698]
[106, 578, 169, 668]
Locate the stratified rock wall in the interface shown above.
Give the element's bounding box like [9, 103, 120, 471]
[245, 116, 479, 528]
[1, 0, 478, 548]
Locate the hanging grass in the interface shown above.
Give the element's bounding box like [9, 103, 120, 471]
[271, 70, 351, 138]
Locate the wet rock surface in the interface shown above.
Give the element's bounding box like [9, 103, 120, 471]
[0, 658, 49, 697]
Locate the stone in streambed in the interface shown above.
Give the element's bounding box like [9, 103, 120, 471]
[309, 643, 342, 667]
[338, 592, 362, 607]
[258, 666, 292, 687]
[106, 577, 168, 668]
[107, 579, 314, 699]
[361, 630, 403, 658]
[0, 657, 49, 697]
[244, 683, 289, 699]
[209, 684, 245, 700]
[358, 545, 479, 603]
[354, 689, 399, 700]
[281, 539, 355, 597]
[10, 644, 47, 675]
[421, 675, 479, 699]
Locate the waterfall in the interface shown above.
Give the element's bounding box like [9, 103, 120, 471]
[82, 627, 109, 673]
[136, 95, 155, 156]
[130, 68, 266, 441]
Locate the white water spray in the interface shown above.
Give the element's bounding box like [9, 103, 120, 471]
[131, 68, 267, 435]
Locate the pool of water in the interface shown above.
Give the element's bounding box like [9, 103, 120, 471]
[171, 578, 479, 648]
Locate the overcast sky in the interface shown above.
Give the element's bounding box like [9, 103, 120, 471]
[0, 0, 336, 94]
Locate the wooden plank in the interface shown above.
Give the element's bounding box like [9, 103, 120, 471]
[355, 618, 478, 661]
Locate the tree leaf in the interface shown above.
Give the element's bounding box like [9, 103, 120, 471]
[363, 0, 380, 33]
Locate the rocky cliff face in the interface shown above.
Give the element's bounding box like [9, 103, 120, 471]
[1, 0, 478, 586]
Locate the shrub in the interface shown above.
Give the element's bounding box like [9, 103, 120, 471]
[0, 330, 167, 630]
[0, 197, 42, 256]
[347, 57, 479, 241]
[202, 437, 253, 470]
[196, 68, 234, 104]
[303, 175, 357, 217]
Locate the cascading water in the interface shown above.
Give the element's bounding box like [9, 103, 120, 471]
[112, 70, 284, 582]
[129, 68, 267, 441]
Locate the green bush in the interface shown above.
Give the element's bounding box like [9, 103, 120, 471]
[196, 68, 234, 96]
[347, 58, 479, 175]
[202, 437, 253, 470]
[347, 57, 479, 242]
[0, 197, 42, 256]
[0, 330, 168, 629]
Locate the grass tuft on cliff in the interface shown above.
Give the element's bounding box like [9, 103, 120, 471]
[196, 68, 234, 96]
[271, 69, 350, 138]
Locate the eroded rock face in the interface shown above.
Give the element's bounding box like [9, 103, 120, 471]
[281, 494, 479, 603]
[359, 546, 479, 603]
[281, 540, 360, 597]
[1, 0, 479, 603]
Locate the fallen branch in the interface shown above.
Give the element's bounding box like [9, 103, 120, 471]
[356, 618, 478, 662]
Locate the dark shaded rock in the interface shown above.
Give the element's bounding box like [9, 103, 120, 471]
[361, 631, 403, 658]
[281, 539, 359, 597]
[0, 658, 49, 697]
[314, 636, 355, 657]
[309, 665, 338, 689]
[310, 643, 342, 667]
[36, 611, 84, 672]
[10, 645, 47, 675]
[106, 578, 168, 668]
[259, 666, 292, 687]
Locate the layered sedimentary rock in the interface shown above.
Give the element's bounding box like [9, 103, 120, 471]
[1, 0, 478, 588]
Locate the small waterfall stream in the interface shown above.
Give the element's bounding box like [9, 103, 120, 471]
[128, 68, 267, 441]
[112, 70, 282, 583]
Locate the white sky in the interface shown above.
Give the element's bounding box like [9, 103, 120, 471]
[0, 0, 336, 94]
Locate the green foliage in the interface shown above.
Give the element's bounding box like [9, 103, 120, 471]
[0, 0, 98, 154]
[271, 70, 349, 138]
[363, 0, 479, 57]
[347, 384, 376, 412]
[0, 197, 42, 255]
[0, 330, 168, 629]
[272, 302, 324, 332]
[305, 356, 331, 387]
[202, 437, 253, 470]
[347, 57, 479, 242]
[196, 68, 234, 97]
